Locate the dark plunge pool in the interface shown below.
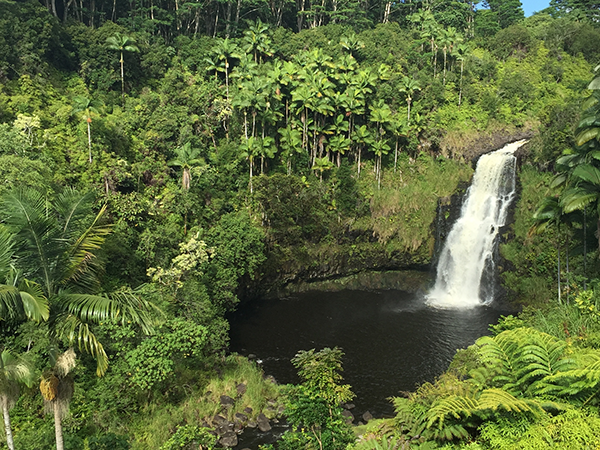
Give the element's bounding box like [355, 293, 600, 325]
[228, 289, 511, 418]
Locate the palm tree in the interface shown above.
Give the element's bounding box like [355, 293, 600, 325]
[0, 227, 48, 324]
[560, 164, 600, 253]
[0, 188, 157, 449]
[340, 33, 364, 58]
[0, 350, 34, 450]
[72, 96, 102, 164]
[242, 19, 273, 63]
[399, 77, 421, 127]
[369, 100, 393, 189]
[455, 43, 469, 107]
[168, 143, 203, 191]
[40, 349, 76, 450]
[0, 188, 156, 376]
[312, 156, 335, 182]
[530, 197, 569, 304]
[352, 125, 374, 177]
[211, 38, 241, 100]
[106, 33, 139, 100]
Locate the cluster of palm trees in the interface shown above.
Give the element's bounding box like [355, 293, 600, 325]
[205, 26, 421, 190]
[409, 11, 469, 101]
[531, 69, 600, 302]
[0, 188, 156, 450]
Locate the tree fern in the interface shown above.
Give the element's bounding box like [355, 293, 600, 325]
[475, 328, 575, 395]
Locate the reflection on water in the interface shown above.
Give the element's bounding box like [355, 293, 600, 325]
[228, 289, 511, 417]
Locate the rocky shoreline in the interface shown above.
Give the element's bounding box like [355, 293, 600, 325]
[205, 380, 378, 449]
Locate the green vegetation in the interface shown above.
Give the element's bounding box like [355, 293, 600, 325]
[0, 0, 598, 447]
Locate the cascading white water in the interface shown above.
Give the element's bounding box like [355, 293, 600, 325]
[427, 140, 527, 308]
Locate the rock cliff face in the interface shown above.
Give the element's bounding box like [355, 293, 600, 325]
[462, 129, 535, 162]
[248, 240, 432, 299]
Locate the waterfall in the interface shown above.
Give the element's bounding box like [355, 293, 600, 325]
[427, 140, 527, 308]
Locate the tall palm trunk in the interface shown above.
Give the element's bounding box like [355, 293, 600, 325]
[87, 118, 92, 163]
[249, 157, 253, 193]
[120, 51, 125, 99]
[2, 399, 14, 450]
[54, 402, 64, 450]
[443, 48, 447, 84]
[459, 60, 464, 107]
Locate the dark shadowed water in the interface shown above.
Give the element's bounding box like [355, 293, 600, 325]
[228, 288, 511, 418]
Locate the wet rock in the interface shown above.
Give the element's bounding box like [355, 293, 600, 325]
[243, 406, 253, 415]
[234, 412, 248, 423]
[218, 423, 234, 435]
[264, 375, 277, 384]
[344, 403, 355, 410]
[357, 421, 364, 426]
[341, 410, 354, 424]
[220, 395, 235, 407]
[212, 414, 228, 426]
[247, 420, 257, 428]
[257, 413, 271, 432]
[362, 411, 373, 422]
[258, 420, 272, 432]
[236, 383, 247, 396]
[220, 431, 238, 448]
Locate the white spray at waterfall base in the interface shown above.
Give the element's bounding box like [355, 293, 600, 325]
[427, 140, 527, 309]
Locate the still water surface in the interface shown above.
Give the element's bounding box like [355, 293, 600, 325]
[229, 289, 511, 417]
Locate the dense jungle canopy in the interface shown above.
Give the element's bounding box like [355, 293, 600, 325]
[0, 0, 599, 448]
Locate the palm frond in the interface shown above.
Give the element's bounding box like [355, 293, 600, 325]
[53, 314, 108, 376]
[572, 164, 600, 186]
[17, 279, 49, 321]
[576, 127, 600, 146]
[57, 290, 157, 334]
[62, 203, 112, 289]
[0, 188, 57, 291]
[560, 187, 597, 213]
[1, 350, 34, 388]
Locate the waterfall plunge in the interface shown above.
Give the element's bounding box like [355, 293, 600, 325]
[427, 140, 527, 309]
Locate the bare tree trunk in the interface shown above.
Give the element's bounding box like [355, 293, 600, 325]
[213, 4, 219, 37]
[120, 50, 125, 99]
[64, 0, 76, 21]
[50, 0, 58, 16]
[87, 119, 92, 163]
[383, 1, 391, 23]
[297, 0, 305, 31]
[225, 0, 232, 37]
[2, 400, 14, 450]
[90, 0, 96, 28]
[249, 158, 253, 193]
[443, 48, 447, 84]
[235, 0, 242, 28]
[458, 60, 464, 107]
[54, 402, 64, 450]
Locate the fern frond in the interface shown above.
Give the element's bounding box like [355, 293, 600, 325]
[478, 388, 540, 415]
[426, 394, 479, 429]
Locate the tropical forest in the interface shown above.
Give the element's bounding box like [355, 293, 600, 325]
[0, 0, 599, 448]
